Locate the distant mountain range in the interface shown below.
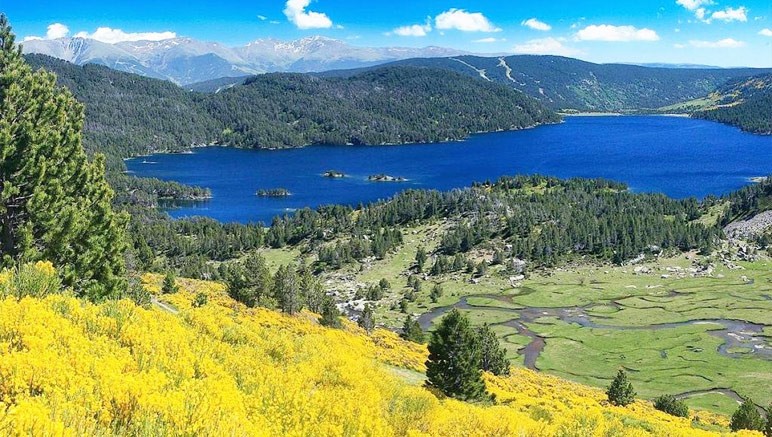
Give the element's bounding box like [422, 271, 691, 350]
[21, 36, 469, 85]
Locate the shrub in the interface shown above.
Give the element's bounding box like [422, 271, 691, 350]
[731, 398, 764, 432]
[653, 395, 689, 418]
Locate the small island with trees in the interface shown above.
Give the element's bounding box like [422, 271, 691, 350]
[255, 188, 291, 197]
[323, 170, 346, 178]
[367, 174, 406, 182]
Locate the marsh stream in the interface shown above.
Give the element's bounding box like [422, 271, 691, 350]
[417, 295, 771, 370]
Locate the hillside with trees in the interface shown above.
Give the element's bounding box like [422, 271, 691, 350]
[26, 54, 559, 160]
[690, 74, 772, 134]
[321, 55, 770, 112]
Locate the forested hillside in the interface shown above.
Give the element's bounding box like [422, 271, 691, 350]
[691, 74, 772, 134]
[322, 55, 770, 112]
[26, 54, 558, 162]
[207, 67, 558, 147]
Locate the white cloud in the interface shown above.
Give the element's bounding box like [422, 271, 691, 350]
[257, 15, 267, 21]
[473, 37, 502, 43]
[513, 37, 582, 56]
[435, 9, 501, 32]
[575, 24, 660, 42]
[73, 27, 176, 44]
[521, 18, 551, 31]
[687, 38, 745, 48]
[392, 20, 432, 37]
[676, 0, 713, 11]
[760, 28, 772, 37]
[710, 7, 747, 22]
[283, 0, 333, 30]
[22, 22, 70, 41]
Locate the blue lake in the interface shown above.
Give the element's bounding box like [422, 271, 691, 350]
[126, 116, 772, 224]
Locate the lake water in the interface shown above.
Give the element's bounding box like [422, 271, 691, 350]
[126, 116, 772, 224]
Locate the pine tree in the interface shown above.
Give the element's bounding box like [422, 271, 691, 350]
[301, 272, 326, 314]
[319, 296, 341, 328]
[358, 303, 375, 333]
[415, 246, 427, 272]
[430, 283, 444, 303]
[0, 16, 127, 299]
[477, 323, 510, 376]
[425, 309, 488, 402]
[273, 265, 301, 315]
[606, 369, 636, 406]
[161, 271, 179, 294]
[731, 398, 764, 432]
[401, 314, 425, 343]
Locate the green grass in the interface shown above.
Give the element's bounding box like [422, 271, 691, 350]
[322, 247, 772, 415]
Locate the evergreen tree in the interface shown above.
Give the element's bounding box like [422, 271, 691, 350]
[430, 283, 444, 303]
[425, 309, 488, 402]
[0, 16, 127, 299]
[243, 252, 274, 306]
[730, 398, 764, 432]
[606, 369, 636, 406]
[399, 298, 409, 313]
[653, 395, 689, 418]
[477, 323, 510, 376]
[161, 272, 179, 294]
[358, 303, 375, 333]
[319, 296, 341, 328]
[401, 314, 425, 343]
[301, 272, 326, 314]
[415, 246, 427, 271]
[273, 265, 301, 315]
[378, 277, 391, 290]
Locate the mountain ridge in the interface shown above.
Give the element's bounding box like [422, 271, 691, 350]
[22, 35, 471, 85]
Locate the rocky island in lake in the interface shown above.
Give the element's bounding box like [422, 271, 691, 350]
[255, 188, 291, 197]
[323, 170, 346, 178]
[367, 174, 406, 182]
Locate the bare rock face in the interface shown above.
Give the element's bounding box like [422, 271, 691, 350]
[724, 210, 772, 240]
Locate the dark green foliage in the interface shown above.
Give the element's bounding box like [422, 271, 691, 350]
[210, 67, 559, 148]
[273, 264, 302, 315]
[378, 278, 391, 290]
[192, 292, 208, 307]
[399, 298, 409, 313]
[415, 246, 427, 272]
[731, 398, 765, 432]
[358, 304, 375, 333]
[653, 395, 689, 418]
[401, 315, 425, 343]
[25, 54, 558, 164]
[365, 283, 385, 301]
[372, 55, 770, 111]
[692, 74, 772, 134]
[765, 403, 771, 437]
[430, 283, 444, 303]
[425, 309, 488, 402]
[1, 18, 127, 299]
[301, 271, 326, 314]
[606, 369, 636, 406]
[319, 297, 342, 328]
[161, 272, 179, 294]
[477, 323, 510, 376]
[223, 252, 274, 308]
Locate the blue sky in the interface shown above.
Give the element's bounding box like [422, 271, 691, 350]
[3, 0, 772, 66]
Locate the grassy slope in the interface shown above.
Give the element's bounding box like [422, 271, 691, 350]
[312, 219, 772, 415]
[0, 264, 758, 436]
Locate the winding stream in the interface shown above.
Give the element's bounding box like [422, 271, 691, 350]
[417, 295, 772, 370]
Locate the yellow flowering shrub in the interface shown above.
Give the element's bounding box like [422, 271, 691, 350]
[0, 266, 761, 436]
